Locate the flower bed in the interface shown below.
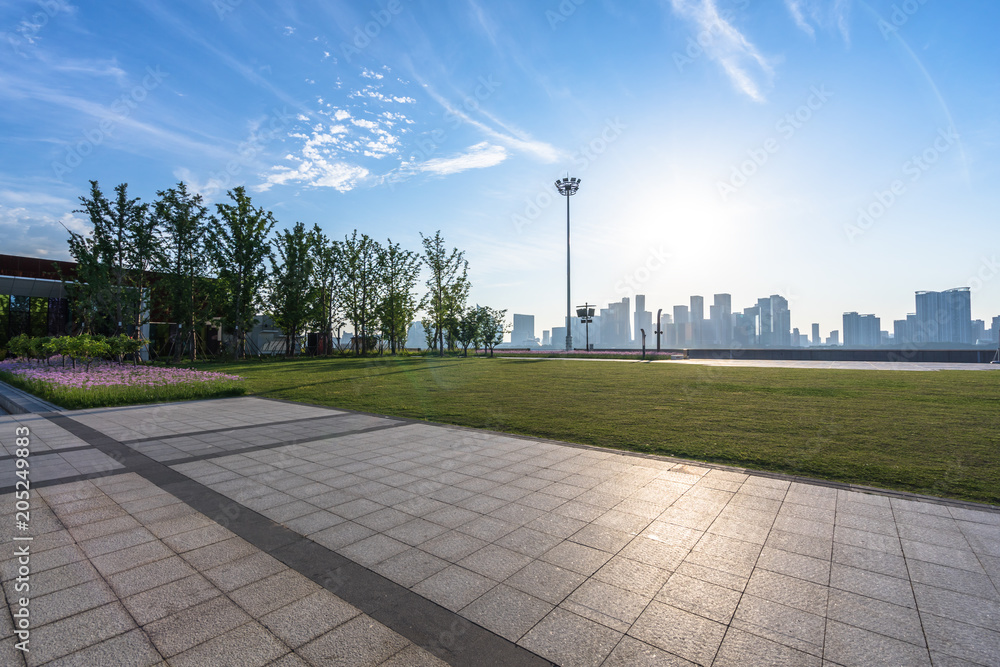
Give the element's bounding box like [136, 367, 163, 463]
[0, 358, 245, 409]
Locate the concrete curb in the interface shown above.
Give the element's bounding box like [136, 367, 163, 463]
[0, 379, 63, 414]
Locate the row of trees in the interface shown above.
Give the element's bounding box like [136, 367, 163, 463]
[65, 180, 508, 360]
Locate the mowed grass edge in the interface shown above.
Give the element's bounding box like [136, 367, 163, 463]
[193, 356, 1000, 505]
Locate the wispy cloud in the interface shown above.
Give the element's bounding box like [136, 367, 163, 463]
[785, 0, 814, 37]
[418, 142, 508, 175]
[420, 82, 562, 162]
[785, 0, 852, 44]
[668, 0, 774, 102]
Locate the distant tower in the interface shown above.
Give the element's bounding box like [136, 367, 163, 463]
[634, 295, 652, 347]
[811, 323, 820, 345]
[511, 314, 536, 346]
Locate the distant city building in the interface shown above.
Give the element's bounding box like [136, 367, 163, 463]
[915, 288, 972, 344]
[634, 295, 652, 347]
[599, 298, 630, 348]
[689, 295, 704, 346]
[710, 294, 732, 346]
[827, 330, 840, 346]
[542, 330, 550, 346]
[811, 323, 820, 345]
[551, 326, 566, 348]
[511, 314, 536, 346]
[769, 295, 791, 346]
[843, 312, 880, 347]
[405, 321, 425, 349]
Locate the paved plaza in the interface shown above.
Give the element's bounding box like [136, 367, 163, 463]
[1, 394, 999, 666]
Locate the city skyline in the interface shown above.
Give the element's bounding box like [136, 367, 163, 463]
[511, 284, 995, 348]
[1, 2, 998, 332]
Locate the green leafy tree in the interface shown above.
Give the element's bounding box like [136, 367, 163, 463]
[68, 181, 151, 335]
[420, 231, 470, 357]
[479, 306, 509, 357]
[377, 240, 422, 354]
[267, 222, 317, 356]
[308, 226, 345, 354]
[209, 187, 276, 359]
[154, 182, 212, 362]
[335, 231, 381, 355]
[455, 307, 481, 357]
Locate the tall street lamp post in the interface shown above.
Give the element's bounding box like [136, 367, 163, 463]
[555, 177, 581, 351]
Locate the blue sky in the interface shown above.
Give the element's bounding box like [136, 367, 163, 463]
[2, 0, 998, 337]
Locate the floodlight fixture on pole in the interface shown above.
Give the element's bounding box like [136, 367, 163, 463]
[576, 303, 595, 351]
[555, 177, 581, 351]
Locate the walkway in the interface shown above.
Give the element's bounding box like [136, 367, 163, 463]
[2, 397, 998, 665]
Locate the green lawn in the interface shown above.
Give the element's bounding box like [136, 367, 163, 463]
[195, 356, 1000, 505]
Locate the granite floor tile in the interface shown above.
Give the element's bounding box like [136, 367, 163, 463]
[519, 607, 622, 667]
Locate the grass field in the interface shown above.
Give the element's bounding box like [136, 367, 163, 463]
[194, 355, 1000, 504]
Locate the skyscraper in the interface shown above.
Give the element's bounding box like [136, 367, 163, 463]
[690, 295, 704, 346]
[511, 314, 536, 346]
[634, 295, 652, 347]
[915, 288, 972, 344]
[673, 305, 690, 347]
[811, 323, 820, 346]
[599, 298, 631, 348]
[843, 312, 880, 346]
[712, 293, 732, 346]
[770, 295, 791, 347]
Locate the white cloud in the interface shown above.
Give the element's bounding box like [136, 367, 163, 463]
[785, 0, 814, 37]
[785, 0, 852, 44]
[283, 26, 295, 36]
[418, 142, 508, 175]
[0, 202, 84, 259]
[669, 0, 775, 102]
[421, 85, 561, 163]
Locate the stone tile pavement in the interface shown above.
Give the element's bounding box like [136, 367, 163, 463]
[1, 396, 998, 666]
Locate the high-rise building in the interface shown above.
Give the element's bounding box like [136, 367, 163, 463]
[843, 312, 880, 346]
[712, 294, 732, 346]
[511, 314, 536, 346]
[811, 323, 820, 345]
[915, 288, 972, 344]
[599, 298, 630, 348]
[827, 330, 840, 345]
[634, 295, 652, 347]
[770, 295, 791, 346]
[551, 326, 566, 347]
[405, 321, 426, 349]
[542, 330, 550, 347]
[690, 296, 704, 346]
[672, 305, 690, 347]
[756, 297, 772, 345]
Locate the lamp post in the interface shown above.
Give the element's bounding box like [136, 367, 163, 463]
[576, 304, 595, 351]
[555, 177, 581, 351]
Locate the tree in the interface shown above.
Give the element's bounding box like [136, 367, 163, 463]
[455, 307, 481, 357]
[308, 225, 344, 355]
[154, 182, 212, 362]
[209, 187, 276, 359]
[70, 181, 151, 336]
[376, 239, 422, 354]
[420, 231, 470, 356]
[336, 231, 380, 355]
[267, 222, 316, 356]
[479, 306, 509, 357]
